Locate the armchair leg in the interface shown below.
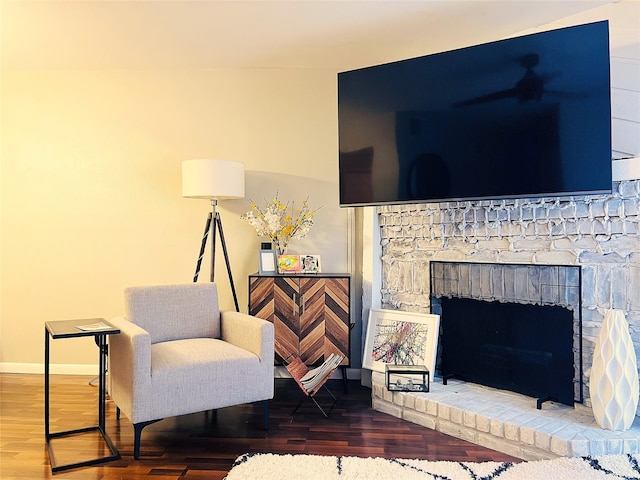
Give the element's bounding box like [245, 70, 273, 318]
[262, 400, 269, 430]
[133, 419, 161, 460]
[204, 409, 218, 422]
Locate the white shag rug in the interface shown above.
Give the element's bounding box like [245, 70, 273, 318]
[225, 452, 640, 480]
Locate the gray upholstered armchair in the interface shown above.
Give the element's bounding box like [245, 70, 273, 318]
[108, 283, 274, 459]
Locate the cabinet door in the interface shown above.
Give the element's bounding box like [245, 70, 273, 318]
[299, 277, 350, 366]
[248, 276, 275, 321]
[273, 277, 301, 364]
[249, 276, 300, 364]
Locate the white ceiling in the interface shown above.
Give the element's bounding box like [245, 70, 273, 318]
[1, 0, 616, 71]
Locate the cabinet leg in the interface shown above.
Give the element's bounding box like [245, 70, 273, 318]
[341, 366, 348, 393]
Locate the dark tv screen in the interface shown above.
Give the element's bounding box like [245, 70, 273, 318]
[338, 21, 612, 207]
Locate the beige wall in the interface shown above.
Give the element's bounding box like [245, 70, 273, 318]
[3, 1, 637, 373]
[1, 68, 348, 371]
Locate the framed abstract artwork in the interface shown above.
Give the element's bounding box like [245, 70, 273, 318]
[363, 308, 440, 374]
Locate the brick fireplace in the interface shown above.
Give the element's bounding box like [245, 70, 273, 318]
[370, 180, 640, 459]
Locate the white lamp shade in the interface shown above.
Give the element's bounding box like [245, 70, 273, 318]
[182, 159, 245, 199]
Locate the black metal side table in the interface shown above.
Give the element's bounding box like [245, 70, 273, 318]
[44, 318, 120, 473]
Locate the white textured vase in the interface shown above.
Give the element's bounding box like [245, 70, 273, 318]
[590, 309, 639, 430]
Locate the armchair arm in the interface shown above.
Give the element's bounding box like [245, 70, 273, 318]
[108, 316, 152, 422]
[220, 311, 274, 363]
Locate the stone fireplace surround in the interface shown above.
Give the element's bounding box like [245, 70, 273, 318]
[371, 181, 640, 459]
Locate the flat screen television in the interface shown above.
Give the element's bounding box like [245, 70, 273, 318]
[338, 21, 612, 207]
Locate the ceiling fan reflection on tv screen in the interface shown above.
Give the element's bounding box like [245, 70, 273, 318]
[453, 53, 580, 107]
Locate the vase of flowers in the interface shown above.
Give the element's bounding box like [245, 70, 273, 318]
[241, 194, 317, 255]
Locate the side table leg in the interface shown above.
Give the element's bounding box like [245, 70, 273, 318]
[98, 335, 107, 430]
[44, 327, 50, 439]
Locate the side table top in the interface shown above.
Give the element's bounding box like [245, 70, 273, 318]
[45, 318, 120, 339]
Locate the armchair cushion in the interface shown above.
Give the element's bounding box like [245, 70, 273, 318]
[148, 338, 267, 418]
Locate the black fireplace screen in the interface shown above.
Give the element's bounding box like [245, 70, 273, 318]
[439, 297, 575, 406]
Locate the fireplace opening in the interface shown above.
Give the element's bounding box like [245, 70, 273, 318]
[438, 297, 575, 407]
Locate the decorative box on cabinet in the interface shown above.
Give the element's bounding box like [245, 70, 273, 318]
[248, 273, 350, 367]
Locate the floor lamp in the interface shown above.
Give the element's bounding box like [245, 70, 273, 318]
[182, 159, 244, 312]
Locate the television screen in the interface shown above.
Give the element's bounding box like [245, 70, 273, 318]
[338, 21, 612, 207]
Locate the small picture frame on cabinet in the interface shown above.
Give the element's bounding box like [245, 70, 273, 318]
[259, 250, 278, 274]
[301, 255, 321, 274]
[278, 255, 301, 274]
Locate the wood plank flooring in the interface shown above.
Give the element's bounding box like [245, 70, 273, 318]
[0, 373, 520, 479]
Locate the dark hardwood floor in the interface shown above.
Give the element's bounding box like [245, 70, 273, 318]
[1, 373, 520, 479]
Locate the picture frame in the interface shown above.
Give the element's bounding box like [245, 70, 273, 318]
[258, 249, 278, 274]
[277, 254, 301, 274]
[363, 308, 440, 374]
[300, 254, 321, 274]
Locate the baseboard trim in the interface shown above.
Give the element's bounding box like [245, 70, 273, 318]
[2, 363, 363, 379]
[0, 362, 98, 375]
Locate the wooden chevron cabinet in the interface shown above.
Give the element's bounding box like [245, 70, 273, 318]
[248, 274, 350, 366]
